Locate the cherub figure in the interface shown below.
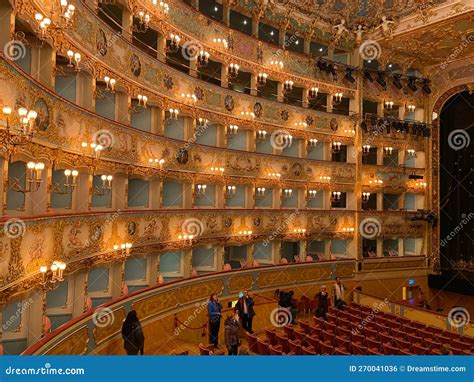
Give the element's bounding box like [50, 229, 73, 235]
[333, 19, 348, 42]
[376, 16, 396, 37]
[354, 24, 365, 45]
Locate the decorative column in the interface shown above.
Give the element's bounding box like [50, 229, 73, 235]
[0, 1, 14, 52]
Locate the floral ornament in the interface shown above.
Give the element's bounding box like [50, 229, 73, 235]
[281, 109, 289, 121]
[224, 95, 234, 112]
[254, 102, 263, 118]
[306, 115, 314, 126]
[194, 86, 205, 101]
[163, 74, 173, 90]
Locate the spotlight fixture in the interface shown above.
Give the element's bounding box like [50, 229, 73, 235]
[344, 68, 356, 83]
[422, 79, 432, 94]
[392, 74, 402, 90]
[407, 76, 417, 92]
[376, 71, 387, 90]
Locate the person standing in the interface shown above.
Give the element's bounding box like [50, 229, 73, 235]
[121, 310, 145, 355]
[235, 290, 255, 333]
[316, 285, 329, 319]
[207, 293, 223, 347]
[334, 277, 346, 310]
[224, 311, 240, 355]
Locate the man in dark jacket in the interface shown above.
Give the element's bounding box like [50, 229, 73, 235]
[234, 290, 255, 333]
[121, 310, 145, 355]
[224, 311, 240, 355]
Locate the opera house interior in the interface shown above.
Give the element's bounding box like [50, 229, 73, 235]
[0, 0, 473, 357]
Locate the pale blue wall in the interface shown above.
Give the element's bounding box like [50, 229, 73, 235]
[307, 142, 324, 160]
[95, 88, 115, 120]
[331, 239, 347, 257]
[160, 252, 182, 281]
[48, 314, 72, 331]
[256, 139, 273, 154]
[224, 245, 247, 269]
[162, 180, 183, 207]
[125, 256, 147, 286]
[404, 238, 416, 255]
[253, 242, 272, 262]
[404, 193, 416, 210]
[192, 247, 215, 271]
[196, 123, 217, 146]
[128, 178, 149, 207]
[55, 76, 76, 103]
[405, 155, 416, 167]
[2, 301, 22, 332]
[0, 339, 27, 355]
[282, 138, 299, 157]
[16, 46, 31, 73]
[91, 175, 112, 208]
[282, 192, 298, 208]
[227, 129, 247, 150]
[164, 116, 185, 140]
[195, 184, 216, 207]
[130, 103, 151, 132]
[7, 161, 26, 210]
[225, 185, 245, 207]
[46, 280, 68, 308]
[255, 189, 272, 208]
[50, 170, 72, 209]
[307, 190, 323, 208]
[87, 267, 109, 292]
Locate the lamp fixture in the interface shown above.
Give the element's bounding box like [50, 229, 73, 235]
[167, 33, 180, 52]
[283, 188, 293, 198]
[407, 149, 416, 157]
[137, 94, 148, 108]
[308, 138, 318, 147]
[308, 190, 318, 199]
[181, 93, 197, 103]
[1, 105, 38, 148]
[196, 117, 209, 127]
[152, 0, 170, 15]
[309, 87, 319, 99]
[319, 175, 331, 182]
[228, 63, 239, 79]
[240, 111, 255, 119]
[344, 128, 356, 135]
[368, 179, 384, 185]
[225, 185, 236, 198]
[81, 141, 104, 159]
[113, 242, 132, 258]
[168, 108, 179, 120]
[331, 191, 342, 202]
[195, 184, 207, 198]
[51, 168, 79, 196]
[384, 100, 394, 110]
[39, 261, 66, 286]
[283, 80, 294, 93]
[333, 92, 343, 104]
[177, 233, 194, 243]
[256, 130, 267, 140]
[256, 187, 266, 197]
[209, 167, 225, 174]
[197, 50, 210, 67]
[93, 174, 113, 196]
[267, 172, 281, 179]
[383, 146, 393, 156]
[227, 124, 238, 136]
[66, 50, 81, 70]
[238, 229, 253, 236]
[407, 104, 416, 113]
[103, 76, 116, 92]
[342, 227, 355, 232]
[148, 158, 165, 168]
[9, 161, 45, 194]
[332, 141, 342, 153]
[133, 10, 151, 32]
[362, 144, 371, 156]
[212, 37, 228, 49]
[294, 122, 308, 128]
[362, 192, 371, 202]
[416, 181, 427, 188]
[257, 72, 268, 86]
[269, 60, 283, 70]
[293, 228, 306, 234]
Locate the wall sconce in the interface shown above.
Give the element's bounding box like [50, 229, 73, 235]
[181, 93, 197, 103]
[293, 228, 306, 235]
[257, 72, 268, 86]
[309, 87, 319, 99]
[93, 174, 113, 196]
[294, 122, 308, 128]
[362, 144, 371, 156]
[212, 37, 228, 49]
[407, 149, 416, 157]
[308, 189, 318, 199]
[283, 188, 293, 198]
[168, 33, 180, 52]
[39, 261, 66, 287]
[168, 108, 179, 120]
[227, 124, 238, 136]
[196, 117, 208, 127]
[197, 50, 210, 67]
[283, 80, 294, 93]
[148, 158, 165, 169]
[137, 94, 148, 108]
[1, 106, 37, 147]
[270, 60, 283, 70]
[331, 191, 342, 202]
[384, 101, 394, 110]
[51, 169, 78, 195]
[113, 242, 132, 258]
[35, 13, 51, 38]
[195, 184, 207, 198]
[407, 104, 416, 113]
[103, 76, 116, 92]
[308, 138, 318, 147]
[369, 179, 384, 186]
[153, 0, 170, 15]
[333, 92, 343, 104]
[225, 185, 236, 198]
[228, 63, 239, 79]
[11, 161, 45, 194]
[383, 146, 393, 156]
[319, 175, 331, 182]
[210, 167, 224, 174]
[362, 192, 371, 202]
[240, 111, 255, 119]
[66, 50, 81, 70]
[277, 133, 292, 147]
[267, 172, 281, 179]
[332, 141, 342, 153]
[178, 233, 194, 244]
[342, 227, 355, 232]
[256, 130, 267, 140]
[238, 229, 253, 237]
[416, 181, 427, 188]
[256, 187, 265, 198]
[81, 141, 103, 159]
[344, 128, 356, 135]
[133, 11, 151, 33]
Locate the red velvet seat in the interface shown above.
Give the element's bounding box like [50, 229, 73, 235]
[265, 329, 278, 346]
[382, 343, 399, 355]
[336, 326, 351, 337]
[313, 316, 325, 327]
[411, 343, 430, 355]
[327, 314, 338, 325]
[351, 342, 367, 355]
[324, 321, 337, 334]
[378, 332, 392, 344]
[288, 339, 302, 355]
[351, 333, 365, 345]
[309, 325, 322, 338]
[302, 346, 317, 355]
[257, 339, 270, 355]
[319, 341, 334, 355]
[246, 332, 260, 354]
[299, 320, 311, 333]
[366, 348, 383, 355]
[306, 335, 321, 353]
[366, 337, 382, 352]
[294, 329, 307, 345]
[269, 344, 284, 355]
[284, 325, 295, 340]
[321, 330, 335, 345]
[276, 333, 290, 353]
[334, 347, 350, 355]
[365, 328, 378, 340]
[406, 333, 423, 345]
[335, 336, 351, 352]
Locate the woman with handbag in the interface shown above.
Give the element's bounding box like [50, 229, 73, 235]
[207, 293, 223, 347]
